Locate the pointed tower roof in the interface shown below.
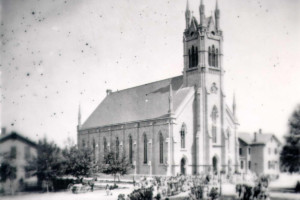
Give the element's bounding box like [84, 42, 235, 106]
[215, 0, 219, 10]
[186, 0, 190, 11]
[233, 93, 236, 117]
[78, 103, 82, 128]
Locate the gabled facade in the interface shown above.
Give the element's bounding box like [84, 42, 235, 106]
[0, 131, 37, 193]
[77, 0, 239, 176]
[238, 130, 281, 175]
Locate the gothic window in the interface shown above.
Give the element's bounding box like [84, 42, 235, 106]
[215, 49, 218, 67]
[180, 123, 186, 148]
[211, 106, 218, 123]
[212, 45, 215, 67]
[211, 106, 218, 143]
[189, 46, 198, 68]
[159, 132, 164, 164]
[129, 135, 133, 164]
[143, 134, 148, 164]
[92, 138, 96, 162]
[191, 46, 195, 67]
[116, 137, 119, 160]
[104, 137, 107, 153]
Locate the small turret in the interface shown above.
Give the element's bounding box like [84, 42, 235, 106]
[168, 84, 174, 116]
[215, 0, 220, 30]
[185, 0, 191, 29]
[233, 93, 236, 118]
[199, 0, 205, 26]
[77, 104, 81, 129]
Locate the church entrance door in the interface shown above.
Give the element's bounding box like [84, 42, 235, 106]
[212, 156, 218, 174]
[180, 158, 186, 175]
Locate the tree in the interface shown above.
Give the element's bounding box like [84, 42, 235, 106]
[0, 152, 17, 195]
[26, 138, 64, 192]
[100, 150, 132, 184]
[280, 105, 300, 173]
[61, 145, 97, 178]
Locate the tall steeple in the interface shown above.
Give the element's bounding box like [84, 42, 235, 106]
[185, 0, 191, 29]
[199, 0, 205, 26]
[215, 0, 220, 30]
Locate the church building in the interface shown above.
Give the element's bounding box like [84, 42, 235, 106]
[77, 0, 239, 176]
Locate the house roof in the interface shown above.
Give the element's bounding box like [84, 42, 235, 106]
[81, 75, 194, 130]
[238, 132, 281, 145]
[0, 132, 37, 148]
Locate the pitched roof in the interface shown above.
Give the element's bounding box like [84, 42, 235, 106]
[239, 132, 253, 144]
[238, 132, 281, 145]
[81, 75, 194, 130]
[0, 132, 37, 148]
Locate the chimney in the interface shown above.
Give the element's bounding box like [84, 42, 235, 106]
[1, 127, 6, 136]
[106, 89, 112, 96]
[259, 129, 262, 134]
[254, 132, 257, 142]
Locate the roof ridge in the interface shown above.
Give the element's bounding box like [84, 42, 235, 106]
[110, 75, 183, 95]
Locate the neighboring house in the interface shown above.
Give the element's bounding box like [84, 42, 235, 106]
[238, 129, 281, 176]
[0, 130, 37, 193]
[77, 1, 240, 176]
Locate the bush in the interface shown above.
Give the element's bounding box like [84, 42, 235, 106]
[118, 194, 125, 200]
[109, 184, 118, 190]
[128, 187, 153, 200]
[209, 187, 219, 200]
[295, 181, 300, 193]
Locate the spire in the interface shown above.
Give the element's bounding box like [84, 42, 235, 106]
[168, 84, 174, 115]
[233, 93, 236, 118]
[215, 0, 220, 30]
[185, 0, 191, 29]
[78, 103, 81, 128]
[186, 0, 189, 10]
[199, 0, 205, 26]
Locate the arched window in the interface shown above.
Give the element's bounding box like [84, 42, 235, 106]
[191, 46, 195, 67]
[215, 49, 218, 67]
[143, 134, 147, 164]
[104, 137, 107, 153]
[211, 106, 218, 143]
[116, 137, 119, 160]
[212, 45, 215, 67]
[211, 106, 218, 123]
[129, 135, 133, 164]
[208, 47, 212, 66]
[92, 138, 96, 162]
[159, 132, 164, 164]
[180, 123, 186, 149]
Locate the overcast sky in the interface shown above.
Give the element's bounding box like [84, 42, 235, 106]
[1, 0, 299, 146]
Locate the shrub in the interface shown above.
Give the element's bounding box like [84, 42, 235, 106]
[209, 187, 219, 200]
[109, 184, 118, 190]
[295, 181, 300, 193]
[128, 187, 153, 200]
[118, 194, 125, 200]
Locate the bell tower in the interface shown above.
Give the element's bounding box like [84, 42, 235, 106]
[183, 0, 223, 88]
[182, 0, 226, 173]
